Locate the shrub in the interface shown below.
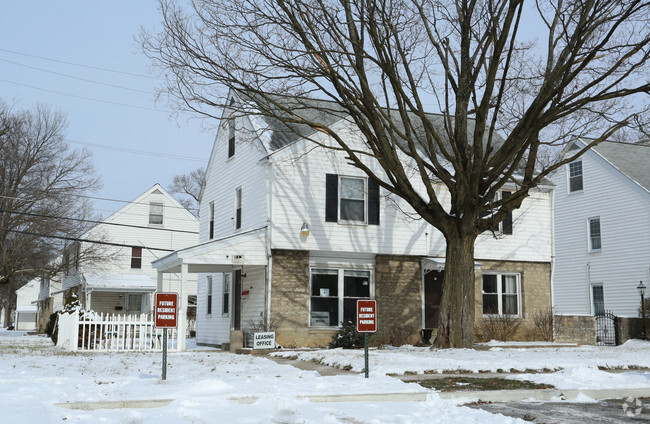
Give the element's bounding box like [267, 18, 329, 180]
[328, 321, 367, 349]
[532, 308, 557, 342]
[389, 324, 415, 346]
[478, 315, 522, 342]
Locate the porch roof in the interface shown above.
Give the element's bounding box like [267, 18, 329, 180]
[83, 273, 155, 292]
[422, 257, 482, 273]
[152, 227, 268, 274]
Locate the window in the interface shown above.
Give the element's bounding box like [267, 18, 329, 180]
[234, 187, 242, 230]
[222, 273, 231, 315]
[130, 247, 142, 269]
[591, 284, 605, 315]
[482, 273, 520, 316]
[310, 268, 372, 326]
[206, 276, 213, 315]
[480, 191, 513, 235]
[126, 294, 142, 315]
[228, 118, 235, 158]
[568, 160, 583, 192]
[149, 203, 163, 225]
[325, 174, 380, 225]
[588, 217, 602, 251]
[209, 202, 215, 239]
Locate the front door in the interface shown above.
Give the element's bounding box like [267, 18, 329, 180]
[233, 269, 242, 330]
[424, 270, 443, 328]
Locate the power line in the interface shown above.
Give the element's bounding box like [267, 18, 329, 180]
[0, 47, 160, 80]
[0, 209, 199, 235]
[1, 227, 175, 252]
[64, 138, 208, 162]
[0, 78, 169, 113]
[0, 58, 154, 94]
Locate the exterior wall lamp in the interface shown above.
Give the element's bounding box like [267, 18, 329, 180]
[638, 280, 647, 340]
[300, 222, 310, 238]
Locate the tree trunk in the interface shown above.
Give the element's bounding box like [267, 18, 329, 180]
[434, 232, 477, 348]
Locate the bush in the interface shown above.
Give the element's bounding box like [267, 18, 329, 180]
[46, 312, 59, 344]
[389, 324, 415, 346]
[328, 321, 367, 349]
[531, 308, 558, 342]
[478, 315, 522, 342]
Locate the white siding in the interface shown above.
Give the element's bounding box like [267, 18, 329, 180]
[199, 115, 270, 244]
[553, 148, 650, 317]
[196, 273, 230, 345]
[269, 133, 552, 262]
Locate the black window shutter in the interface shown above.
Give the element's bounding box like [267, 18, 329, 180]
[325, 174, 338, 222]
[501, 191, 513, 234]
[368, 178, 380, 225]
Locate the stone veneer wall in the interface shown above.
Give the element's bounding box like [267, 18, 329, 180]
[554, 315, 596, 345]
[616, 317, 645, 344]
[270, 249, 337, 347]
[474, 260, 552, 341]
[374, 255, 423, 346]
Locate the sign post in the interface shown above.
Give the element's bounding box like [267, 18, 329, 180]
[155, 292, 178, 381]
[356, 299, 377, 378]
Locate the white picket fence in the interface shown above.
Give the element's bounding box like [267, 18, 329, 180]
[57, 311, 181, 352]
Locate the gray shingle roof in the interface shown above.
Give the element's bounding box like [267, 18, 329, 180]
[591, 140, 650, 193]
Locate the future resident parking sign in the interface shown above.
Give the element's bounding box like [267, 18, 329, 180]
[356, 299, 377, 333]
[155, 292, 178, 329]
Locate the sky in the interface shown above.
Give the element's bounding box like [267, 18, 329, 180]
[0, 1, 213, 218]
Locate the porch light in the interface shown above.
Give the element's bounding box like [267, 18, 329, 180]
[638, 281, 647, 297]
[300, 222, 310, 237]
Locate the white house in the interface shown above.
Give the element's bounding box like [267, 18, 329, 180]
[553, 138, 650, 318]
[153, 94, 553, 349]
[14, 279, 39, 331]
[52, 184, 199, 322]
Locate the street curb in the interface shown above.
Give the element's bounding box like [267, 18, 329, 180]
[54, 399, 174, 410]
[439, 388, 650, 402]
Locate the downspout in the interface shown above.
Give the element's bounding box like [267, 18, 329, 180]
[550, 188, 556, 312]
[265, 158, 274, 330]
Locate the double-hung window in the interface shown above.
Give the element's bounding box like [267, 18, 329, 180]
[206, 276, 213, 315]
[588, 216, 602, 252]
[149, 203, 163, 225]
[591, 284, 605, 315]
[310, 268, 373, 326]
[482, 273, 521, 316]
[222, 273, 231, 315]
[130, 247, 142, 269]
[234, 187, 242, 230]
[228, 118, 236, 158]
[480, 191, 513, 235]
[209, 201, 215, 239]
[325, 174, 380, 225]
[568, 161, 583, 192]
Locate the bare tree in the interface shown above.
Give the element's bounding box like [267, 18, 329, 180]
[0, 101, 103, 326]
[167, 166, 206, 216]
[143, 0, 650, 347]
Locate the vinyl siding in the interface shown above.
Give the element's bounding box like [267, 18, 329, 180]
[553, 147, 650, 317]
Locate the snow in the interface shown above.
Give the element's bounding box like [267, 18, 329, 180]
[0, 330, 520, 423]
[271, 341, 650, 377]
[3, 329, 650, 423]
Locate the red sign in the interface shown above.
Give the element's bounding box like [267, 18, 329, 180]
[155, 292, 178, 328]
[357, 300, 377, 332]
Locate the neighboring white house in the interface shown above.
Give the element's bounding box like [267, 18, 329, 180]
[51, 184, 199, 321]
[153, 93, 553, 349]
[553, 138, 650, 318]
[14, 279, 39, 331]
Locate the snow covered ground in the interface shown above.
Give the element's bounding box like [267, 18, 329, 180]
[2, 330, 650, 424]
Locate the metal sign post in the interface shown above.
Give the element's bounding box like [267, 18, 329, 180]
[155, 292, 178, 381]
[357, 299, 377, 378]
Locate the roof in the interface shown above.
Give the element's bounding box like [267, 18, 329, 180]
[237, 92, 504, 154]
[83, 273, 155, 292]
[589, 140, 650, 193]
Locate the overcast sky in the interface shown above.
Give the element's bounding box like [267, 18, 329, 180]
[0, 1, 213, 218]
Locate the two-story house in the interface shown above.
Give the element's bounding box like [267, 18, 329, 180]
[14, 278, 39, 331]
[52, 184, 199, 320]
[553, 138, 650, 323]
[153, 94, 553, 349]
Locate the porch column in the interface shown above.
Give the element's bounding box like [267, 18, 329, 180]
[157, 271, 163, 292]
[178, 263, 188, 351]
